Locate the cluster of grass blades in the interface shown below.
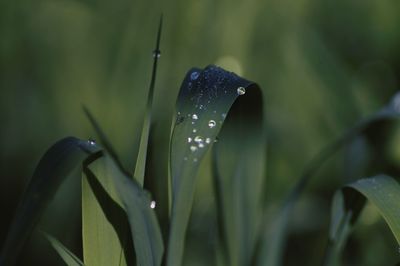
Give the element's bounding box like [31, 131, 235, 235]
[1, 16, 400, 266]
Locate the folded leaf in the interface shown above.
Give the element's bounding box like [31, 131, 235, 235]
[325, 175, 400, 265]
[167, 65, 263, 266]
[0, 137, 100, 266]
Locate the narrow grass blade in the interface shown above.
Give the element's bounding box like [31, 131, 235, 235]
[43, 232, 84, 266]
[324, 175, 400, 265]
[83, 106, 128, 175]
[0, 137, 100, 266]
[82, 151, 130, 266]
[258, 91, 400, 266]
[133, 15, 163, 186]
[167, 65, 263, 266]
[322, 192, 354, 266]
[86, 153, 164, 266]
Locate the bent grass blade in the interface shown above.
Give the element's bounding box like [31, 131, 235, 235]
[167, 65, 264, 266]
[0, 137, 100, 266]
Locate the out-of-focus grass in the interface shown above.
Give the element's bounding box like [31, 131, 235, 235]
[1, 0, 400, 265]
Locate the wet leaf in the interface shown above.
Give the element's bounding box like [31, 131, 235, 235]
[167, 65, 264, 266]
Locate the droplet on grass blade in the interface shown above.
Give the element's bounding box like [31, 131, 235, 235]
[190, 146, 198, 152]
[190, 71, 200, 80]
[168, 65, 264, 266]
[208, 120, 216, 128]
[237, 86, 246, 95]
[152, 49, 161, 58]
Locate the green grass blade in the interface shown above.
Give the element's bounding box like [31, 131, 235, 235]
[212, 78, 265, 266]
[86, 153, 164, 266]
[82, 152, 130, 266]
[43, 232, 84, 266]
[258, 92, 400, 266]
[323, 192, 354, 266]
[133, 15, 163, 186]
[349, 176, 400, 243]
[83, 106, 128, 175]
[325, 175, 400, 265]
[167, 65, 263, 266]
[0, 137, 100, 266]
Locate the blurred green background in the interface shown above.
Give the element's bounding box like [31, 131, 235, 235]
[1, 0, 400, 265]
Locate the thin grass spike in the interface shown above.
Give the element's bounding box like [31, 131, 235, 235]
[134, 14, 163, 186]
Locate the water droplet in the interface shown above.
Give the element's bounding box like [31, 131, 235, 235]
[188, 137, 193, 143]
[193, 129, 197, 133]
[88, 139, 96, 145]
[150, 201, 156, 209]
[190, 146, 198, 152]
[237, 86, 246, 95]
[205, 138, 211, 144]
[199, 143, 205, 148]
[208, 120, 216, 128]
[194, 136, 203, 143]
[152, 49, 161, 58]
[192, 114, 198, 120]
[190, 71, 200, 81]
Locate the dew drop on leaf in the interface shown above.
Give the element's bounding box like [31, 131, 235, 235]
[190, 71, 200, 81]
[208, 120, 216, 128]
[150, 201, 156, 209]
[190, 146, 198, 152]
[237, 86, 246, 95]
[152, 49, 161, 58]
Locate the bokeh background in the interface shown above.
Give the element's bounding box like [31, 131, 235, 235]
[1, 0, 400, 265]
